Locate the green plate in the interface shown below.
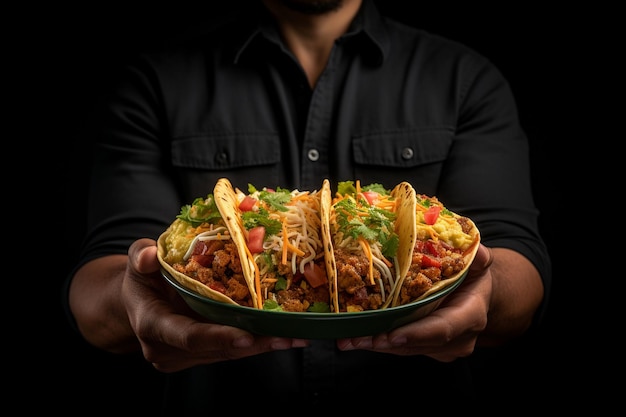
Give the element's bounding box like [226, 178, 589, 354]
[161, 268, 467, 339]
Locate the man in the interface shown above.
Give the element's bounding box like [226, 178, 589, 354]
[64, 0, 550, 410]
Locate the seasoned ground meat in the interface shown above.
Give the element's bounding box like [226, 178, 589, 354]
[397, 271, 433, 305]
[397, 238, 467, 303]
[268, 262, 331, 312]
[173, 241, 253, 305]
[333, 247, 391, 312]
[276, 262, 293, 278]
[279, 298, 307, 312]
[440, 254, 465, 278]
[225, 276, 253, 307]
[338, 287, 384, 311]
[334, 249, 372, 293]
[262, 259, 320, 311]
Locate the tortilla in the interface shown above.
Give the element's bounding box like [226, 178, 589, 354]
[389, 181, 417, 286]
[214, 178, 260, 306]
[388, 191, 481, 307]
[321, 180, 413, 312]
[157, 186, 256, 307]
[320, 179, 338, 312]
[228, 180, 331, 313]
[378, 181, 417, 308]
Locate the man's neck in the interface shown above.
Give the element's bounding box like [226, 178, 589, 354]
[262, 0, 362, 87]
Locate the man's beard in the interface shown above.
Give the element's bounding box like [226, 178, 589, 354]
[278, 0, 344, 14]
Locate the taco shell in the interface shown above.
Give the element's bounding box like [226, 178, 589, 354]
[389, 190, 481, 307]
[214, 178, 261, 308]
[157, 223, 243, 306]
[321, 180, 416, 312]
[320, 179, 339, 312]
[157, 178, 260, 307]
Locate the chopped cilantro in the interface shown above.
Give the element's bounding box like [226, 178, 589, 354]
[380, 231, 399, 259]
[334, 189, 399, 258]
[274, 276, 288, 291]
[417, 197, 432, 208]
[241, 207, 282, 235]
[337, 181, 390, 196]
[307, 302, 331, 313]
[258, 188, 291, 212]
[262, 299, 283, 311]
[247, 183, 291, 212]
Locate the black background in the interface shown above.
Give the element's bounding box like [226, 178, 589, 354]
[38, 0, 593, 411]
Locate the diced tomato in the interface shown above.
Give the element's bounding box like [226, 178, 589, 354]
[303, 262, 328, 288]
[191, 241, 207, 256]
[198, 240, 223, 256]
[425, 240, 440, 257]
[421, 254, 441, 268]
[423, 205, 442, 225]
[239, 195, 257, 212]
[247, 226, 265, 254]
[191, 254, 214, 267]
[361, 191, 379, 205]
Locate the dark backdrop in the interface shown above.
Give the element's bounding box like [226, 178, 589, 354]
[45, 1, 584, 412]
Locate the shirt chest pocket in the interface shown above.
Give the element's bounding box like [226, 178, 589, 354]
[171, 133, 281, 169]
[351, 129, 454, 193]
[170, 133, 282, 197]
[353, 128, 453, 167]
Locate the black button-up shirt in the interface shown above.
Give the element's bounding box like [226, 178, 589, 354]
[70, 0, 551, 405]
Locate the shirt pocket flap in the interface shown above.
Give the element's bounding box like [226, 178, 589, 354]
[353, 129, 453, 168]
[171, 133, 280, 169]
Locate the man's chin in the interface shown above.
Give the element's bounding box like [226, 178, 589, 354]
[278, 0, 345, 15]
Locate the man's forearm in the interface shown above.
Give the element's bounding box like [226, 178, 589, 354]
[69, 255, 140, 353]
[478, 247, 544, 346]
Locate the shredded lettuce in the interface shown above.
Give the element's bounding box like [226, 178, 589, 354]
[176, 195, 223, 227]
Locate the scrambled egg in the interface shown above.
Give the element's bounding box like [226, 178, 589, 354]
[415, 209, 474, 250]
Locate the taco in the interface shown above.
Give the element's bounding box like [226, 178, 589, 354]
[157, 189, 257, 307]
[321, 180, 415, 312]
[157, 178, 479, 315]
[223, 178, 332, 313]
[387, 191, 481, 307]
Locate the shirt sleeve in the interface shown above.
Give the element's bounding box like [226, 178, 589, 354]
[62, 56, 183, 331]
[434, 53, 552, 327]
[84, 56, 183, 260]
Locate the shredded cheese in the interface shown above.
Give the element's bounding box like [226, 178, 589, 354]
[182, 226, 230, 261]
[243, 187, 324, 307]
[281, 222, 289, 265]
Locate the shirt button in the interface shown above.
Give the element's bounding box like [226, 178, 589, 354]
[401, 147, 414, 160]
[307, 149, 319, 161]
[216, 151, 229, 164]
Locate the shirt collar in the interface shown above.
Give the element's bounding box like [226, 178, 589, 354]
[233, 0, 389, 66]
